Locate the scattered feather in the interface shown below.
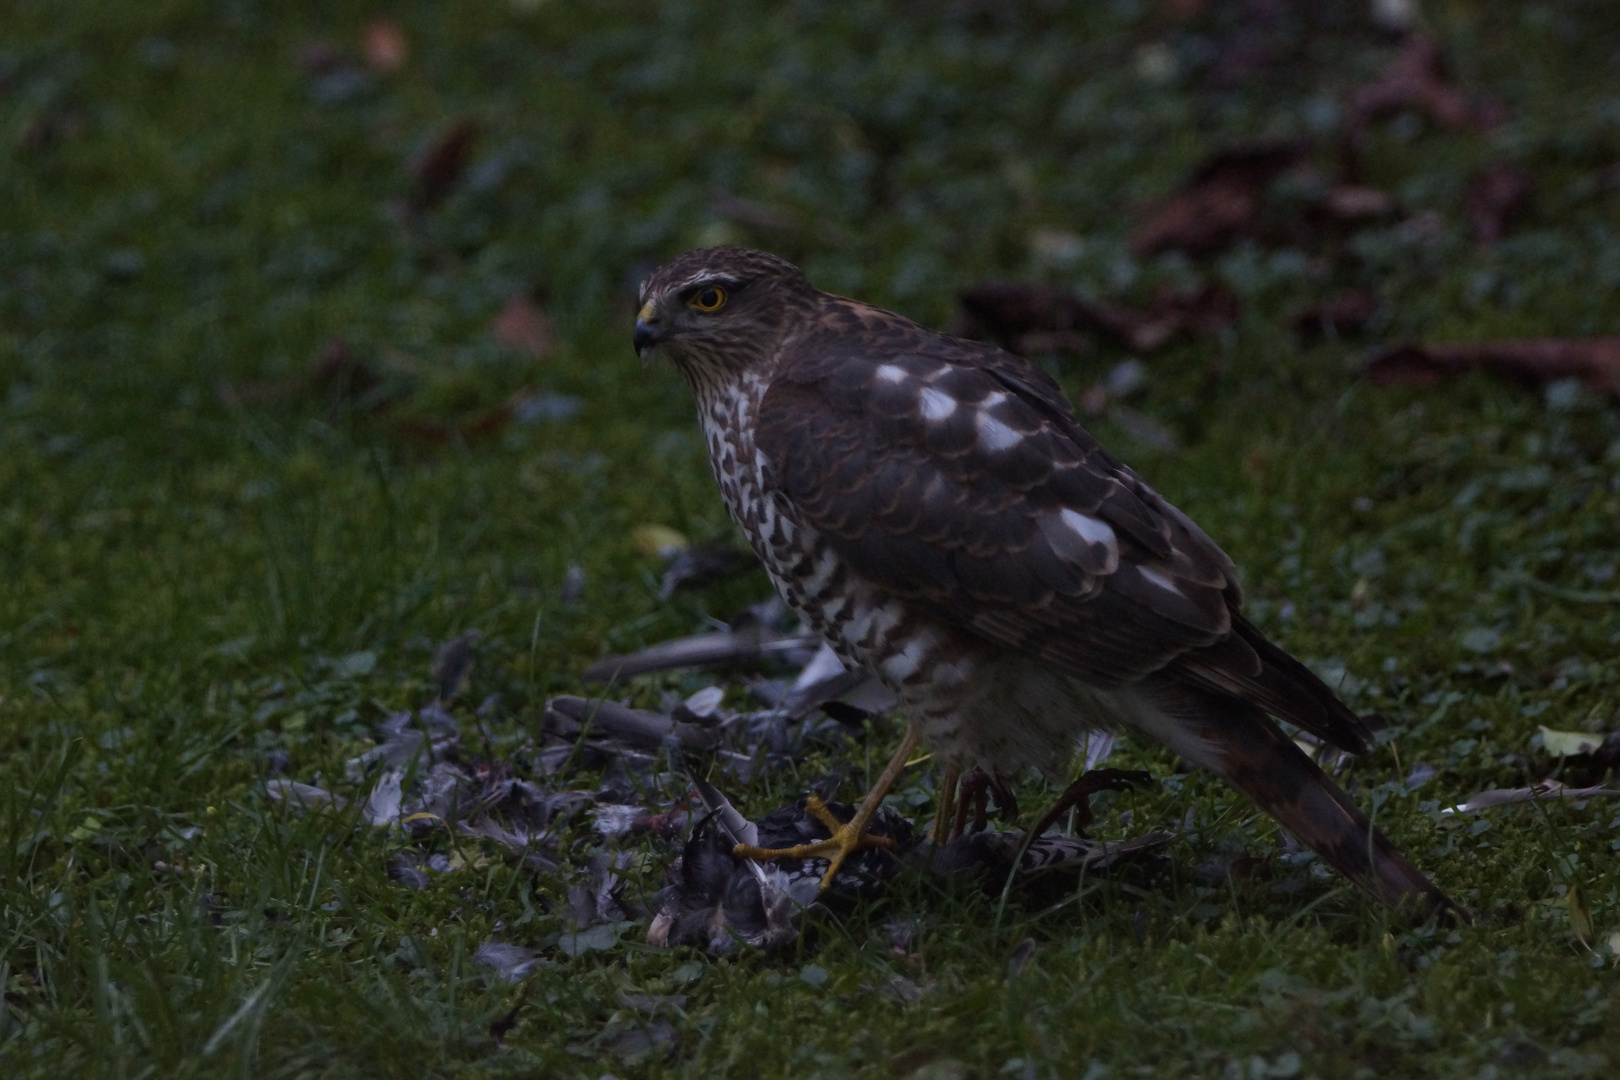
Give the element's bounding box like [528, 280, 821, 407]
[431, 629, 482, 702]
[362, 768, 406, 827]
[659, 543, 756, 598]
[673, 685, 726, 724]
[1440, 779, 1620, 814]
[264, 779, 346, 811]
[474, 941, 545, 982]
[545, 695, 723, 750]
[581, 627, 818, 683]
[557, 920, 635, 957]
[591, 803, 650, 840]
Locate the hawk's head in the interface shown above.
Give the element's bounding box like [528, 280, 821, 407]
[634, 247, 815, 379]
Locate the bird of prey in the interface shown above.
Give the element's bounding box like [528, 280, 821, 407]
[633, 246, 1456, 918]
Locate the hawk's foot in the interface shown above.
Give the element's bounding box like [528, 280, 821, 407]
[733, 794, 898, 890]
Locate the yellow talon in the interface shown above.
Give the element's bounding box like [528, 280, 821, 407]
[732, 727, 922, 891]
[733, 795, 899, 889]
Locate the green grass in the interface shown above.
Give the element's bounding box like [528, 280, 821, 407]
[3, 0, 1619, 1075]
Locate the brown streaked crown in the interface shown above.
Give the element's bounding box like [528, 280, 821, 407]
[635, 247, 818, 383]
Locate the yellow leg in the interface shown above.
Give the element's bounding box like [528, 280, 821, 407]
[930, 762, 961, 842]
[734, 725, 922, 890]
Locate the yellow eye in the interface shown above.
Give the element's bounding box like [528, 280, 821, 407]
[690, 285, 727, 312]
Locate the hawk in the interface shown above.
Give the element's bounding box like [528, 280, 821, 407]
[634, 247, 1456, 918]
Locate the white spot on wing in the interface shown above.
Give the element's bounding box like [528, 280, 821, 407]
[876, 364, 908, 384]
[976, 411, 1022, 451]
[1139, 566, 1183, 596]
[1039, 508, 1119, 573]
[1059, 509, 1115, 548]
[918, 387, 957, 422]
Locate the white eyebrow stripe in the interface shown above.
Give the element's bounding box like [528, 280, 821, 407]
[876, 364, 909, 383]
[670, 271, 741, 293]
[918, 387, 957, 421]
[976, 410, 1022, 451]
[1139, 566, 1183, 595]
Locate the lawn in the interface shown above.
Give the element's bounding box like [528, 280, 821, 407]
[2, 1, 1618, 1076]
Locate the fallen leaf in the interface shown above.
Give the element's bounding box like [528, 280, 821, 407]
[1465, 163, 1534, 245]
[631, 524, 687, 559]
[955, 280, 1237, 355]
[1348, 35, 1499, 136]
[1537, 726, 1604, 757]
[1568, 883, 1595, 946]
[492, 292, 554, 358]
[1131, 141, 1307, 257]
[411, 119, 478, 213]
[1366, 339, 1620, 399]
[360, 19, 409, 73]
[1315, 185, 1395, 224]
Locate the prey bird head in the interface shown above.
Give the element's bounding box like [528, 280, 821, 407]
[634, 247, 815, 380]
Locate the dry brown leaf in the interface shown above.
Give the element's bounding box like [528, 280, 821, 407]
[492, 292, 555, 359]
[1366, 339, 1620, 399]
[955, 280, 1238, 356]
[1131, 141, 1307, 257]
[360, 20, 409, 73]
[411, 119, 478, 213]
[1465, 163, 1535, 246]
[1348, 35, 1500, 135]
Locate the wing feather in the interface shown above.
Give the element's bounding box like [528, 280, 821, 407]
[758, 300, 1372, 751]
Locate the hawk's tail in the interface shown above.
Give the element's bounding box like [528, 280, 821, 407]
[1142, 683, 1462, 921]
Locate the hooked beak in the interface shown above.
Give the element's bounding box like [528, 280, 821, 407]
[633, 300, 665, 357]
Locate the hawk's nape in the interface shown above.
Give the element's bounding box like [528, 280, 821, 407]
[635, 245, 1460, 921]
